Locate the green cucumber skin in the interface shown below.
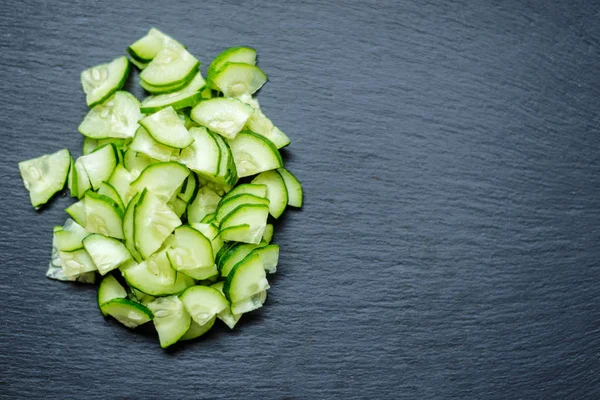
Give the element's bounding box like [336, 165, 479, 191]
[88, 61, 131, 109]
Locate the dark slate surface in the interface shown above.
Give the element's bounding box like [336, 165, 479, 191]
[1, 0, 600, 398]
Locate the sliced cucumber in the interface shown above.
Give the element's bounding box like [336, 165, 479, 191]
[181, 316, 215, 341]
[123, 251, 194, 296]
[190, 98, 253, 140]
[123, 148, 160, 172]
[180, 286, 228, 326]
[222, 183, 267, 202]
[277, 168, 303, 208]
[178, 127, 220, 177]
[215, 194, 270, 224]
[98, 182, 124, 212]
[107, 164, 133, 206]
[84, 191, 124, 239]
[177, 173, 198, 203]
[140, 107, 193, 149]
[169, 197, 188, 218]
[129, 162, 189, 203]
[210, 281, 241, 329]
[54, 219, 89, 252]
[140, 45, 199, 87]
[147, 295, 191, 348]
[78, 91, 142, 140]
[140, 72, 206, 114]
[128, 28, 183, 63]
[101, 298, 153, 329]
[123, 192, 143, 262]
[83, 138, 97, 155]
[212, 133, 238, 188]
[140, 78, 190, 94]
[65, 200, 86, 226]
[79, 144, 117, 191]
[129, 58, 149, 70]
[18, 148, 71, 208]
[207, 47, 257, 89]
[164, 226, 215, 280]
[219, 243, 259, 277]
[74, 157, 92, 198]
[220, 204, 269, 244]
[134, 189, 182, 259]
[81, 56, 130, 107]
[60, 248, 97, 277]
[130, 126, 179, 162]
[128, 287, 155, 306]
[228, 131, 283, 178]
[262, 223, 274, 244]
[231, 290, 267, 315]
[67, 157, 77, 197]
[186, 186, 222, 223]
[250, 244, 279, 274]
[83, 234, 132, 275]
[98, 274, 127, 316]
[224, 252, 269, 303]
[252, 170, 288, 218]
[239, 94, 290, 149]
[212, 62, 267, 98]
[190, 222, 223, 257]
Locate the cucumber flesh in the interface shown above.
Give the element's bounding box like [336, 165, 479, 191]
[81, 56, 130, 107]
[60, 248, 97, 277]
[83, 234, 132, 275]
[123, 251, 194, 296]
[180, 316, 215, 340]
[180, 286, 228, 326]
[54, 219, 89, 252]
[224, 252, 269, 303]
[79, 144, 117, 191]
[140, 107, 193, 148]
[130, 126, 179, 162]
[128, 28, 183, 63]
[262, 223, 274, 244]
[134, 190, 182, 259]
[147, 295, 191, 348]
[222, 183, 267, 202]
[277, 168, 303, 208]
[187, 186, 222, 223]
[220, 204, 269, 244]
[78, 91, 142, 139]
[101, 298, 153, 328]
[84, 192, 124, 239]
[215, 194, 270, 224]
[239, 94, 290, 149]
[18, 148, 71, 208]
[65, 200, 86, 226]
[228, 131, 283, 178]
[219, 243, 259, 277]
[207, 47, 256, 89]
[178, 127, 221, 177]
[210, 281, 241, 329]
[129, 162, 189, 203]
[98, 274, 127, 316]
[164, 226, 215, 280]
[190, 98, 253, 140]
[252, 170, 288, 218]
[231, 290, 267, 315]
[140, 72, 206, 113]
[212, 62, 267, 98]
[140, 45, 199, 87]
[250, 244, 279, 274]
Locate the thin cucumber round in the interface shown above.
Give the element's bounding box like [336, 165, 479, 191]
[223, 252, 269, 303]
[228, 131, 283, 178]
[190, 98, 253, 140]
[81, 56, 130, 108]
[230, 290, 267, 315]
[54, 219, 89, 252]
[140, 107, 193, 148]
[177, 173, 198, 203]
[79, 144, 117, 191]
[128, 28, 183, 63]
[180, 316, 215, 341]
[78, 91, 142, 140]
[123, 192, 143, 262]
[215, 193, 270, 224]
[60, 248, 98, 277]
[222, 183, 267, 202]
[140, 46, 199, 87]
[164, 226, 215, 280]
[18, 148, 71, 208]
[178, 127, 221, 177]
[98, 274, 128, 316]
[101, 298, 153, 329]
[212, 62, 267, 98]
[65, 200, 86, 226]
[147, 295, 191, 348]
[83, 234, 132, 275]
[252, 170, 288, 219]
[207, 46, 257, 89]
[180, 286, 228, 326]
[249, 244, 279, 274]
[218, 243, 259, 277]
[262, 223, 274, 244]
[123, 251, 194, 296]
[129, 126, 179, 162]
[186, 186, 222, 223]
[210, 281, 241, 329]
[129, 161, 189, 202]
[239, 94, 291, 149]
[219, 204, 269, 245]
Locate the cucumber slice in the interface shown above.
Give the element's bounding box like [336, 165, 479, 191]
[98, 274, 127, 316]
[187, 186, 222, 223]
[207, 47, 256, 89]
[239, 94, 290, 149]
[147, 295, 191, 348]
[252, 170, 288, 218]
[190, 98, 253, 140]
[130, 126, 179, 162]
[101, 298, 153, 329]
[168, 197, 188, 218]
[78, 91, 142, 139]
[178, 127, 221, 177]
[134, 189, 182, 259]
[81, 56, 130, 107]
[140, 107, 193, 148]
[215, 194, 270, 224]
[262, 223, 274, 244]
[60, 248, 97, 277]
[140, 77, 191, 94]
[178, 110, 200, 129]
[276, 168, 303, 208]
[128, 287, 155, 306]
[164, 226, 215, 280]
[200, 213, 216, 224]
[83, 138, 97, 155]
[123, 148, 160, 173]
[181, 316, 215, 341]
[219, 243, 259, 277]
[250, 244, 279, 274]
[190, 222, 223, 257]
[180, 286, 228, 326]
[220, 204, 269, 244]
[83, 234, 132, 275]
[98, 182, 124, 212]
[123, 251, 194, 296]
[107, 165, 133, 206]
[212, 62, 267, 98]
[231, 290, 267, 315]
[212, 133, 238, 187]
[222, 183, 267, 202]
[224, 252, 269, 303]
[140, 72, 206, 113]
[140, 46, 199, 87]
[210, 281, 241, 329]
[54, 219, 89, 252]
[228, 131, 283, 178]
[84, 192, 124, 239]
[79, 144, 117, 191]
[74, 157, 92, 198]
[177, 173, 198, 203]
[129, 162, 189, 202]
[129, 58, 149, 70]
[67, 157, 77, 197]
[127, 28, 183, 63]
[123, 192, 143, 262]
[18, 148, 71, 208]
[65, 200, 86, 226]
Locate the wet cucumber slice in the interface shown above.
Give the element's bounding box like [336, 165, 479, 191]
[83, 234, 132, 275]
[140, 45, 199, 88]
[100, 298, 153, 329]
[180, 286, 228, 326]
[212, 62, 267, 98]
[81, 56, 130, 107]
[78, 91, 142, 140]
[140, 107, 193, 148]
[140, 72, 206, 114]
[19, 148, 71, 208]
[190, 98, 253, 140]
[128, 28, 183, 63]
[228, 131, 283, 178]
[207, 46, 256, 89]
[147, 295, 191, 348]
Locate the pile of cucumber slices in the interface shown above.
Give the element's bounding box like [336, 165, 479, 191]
[18, 28, 302, 348]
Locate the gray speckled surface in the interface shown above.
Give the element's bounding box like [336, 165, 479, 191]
[1, 1, 600, 398]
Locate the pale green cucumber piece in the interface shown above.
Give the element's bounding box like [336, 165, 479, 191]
[83, 138, 98, 155]
[74, 157, 92, 198]
[129, 162, 189, 203]
[215, 194, 270, 224]
[101, 298, 153, 329]
[239, 94, 290, 148]
[178, 127, 221, 177]
[190, 222, 223, 257]
[127, 28, 183, 63]
[140, 107, 193, 148]
[147, 295, 191, 348]
[78, 91, 142, 139]
[65, 200, 86, 226]
[140, 46, 199, 87]
[200, 212, 216, 223]
[178, 110, 200, 129]
[107, 165, 133, 206]
[164, 226, 215, 280]
[140, 77, 190, 94]
[98, 274, 127, 316]
[140, 72, 206, 113]
[252, 170, 288, 218]
[81, 56, 130, 107]
[231, 290, 267, 315]
[18, 148, 71, 208]
[218, 224, 262, 244]
[277, 168, 303, 208]
[123, 148, 160, 172]
[262, 223, 274, 244]
[187, 186, 222, 223]
[123, 251, 194, 296]
[207, 46, 256, 89]
[123, 192, 143, 262]
[128, 287, 155, 306]
[223, 252, 269, 303]
[134, 189, 182, 259]
[181, 316, 215, 341]
[130, 126, 179, 162]
[212, 132, 238, 187]
[222, 183, 267, 202]
[60, 248, 97, 277]
[98, 182, 124, 212]
[220, 204, 269, 244]
[177, 173, 198, 203]
[79, 144, 117, 191]
[250, 244, 279, 274]
[84, 192, 124, 239]
[83, 234, 132, 275]
[219, 243, 259, 277]
[228, 131, 283, 178]
[54, 219, 89, 252]
[129, 58, 149, 70]
[180, 286, 228, 326]
[67, 157, 77, 197]
[210, 281, 241, 329]
[212, 62, 267, 98]
[190, 98, 253, 140]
